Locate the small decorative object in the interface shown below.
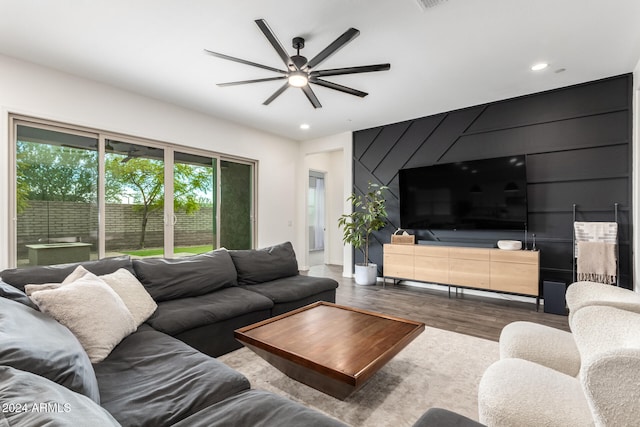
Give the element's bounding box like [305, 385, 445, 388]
[338, 182, 388, 285]
[497, 240, 522, 251]
[391, 229, 415, 245]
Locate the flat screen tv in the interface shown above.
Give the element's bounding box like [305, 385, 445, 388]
[399, 155, 528, 231]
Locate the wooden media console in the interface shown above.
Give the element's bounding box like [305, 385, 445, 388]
[383, 243, 540, 307]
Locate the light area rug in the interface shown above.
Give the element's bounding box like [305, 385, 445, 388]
[218, 326, 499, 426]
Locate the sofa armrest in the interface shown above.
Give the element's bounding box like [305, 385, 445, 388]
[581, 349, 640, 426]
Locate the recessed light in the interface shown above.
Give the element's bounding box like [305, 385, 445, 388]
[531, 63, 548, 71]
[300, 124, 310, 130]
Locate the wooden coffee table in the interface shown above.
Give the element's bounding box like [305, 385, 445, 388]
[234, 301, 425, 400]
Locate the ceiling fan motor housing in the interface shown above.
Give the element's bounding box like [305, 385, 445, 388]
[291, 54, 308, 70]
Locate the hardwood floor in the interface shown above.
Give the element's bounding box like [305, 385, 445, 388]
[306, 264, 570, 342]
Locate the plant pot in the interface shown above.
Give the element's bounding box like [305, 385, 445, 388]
[354, 263, 378, 285]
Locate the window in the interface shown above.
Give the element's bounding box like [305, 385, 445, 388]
[10, 117, 256, 267]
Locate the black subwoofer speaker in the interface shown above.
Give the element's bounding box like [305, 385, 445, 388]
[543, 280, 567, 315]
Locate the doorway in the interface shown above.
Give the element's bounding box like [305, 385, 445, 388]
[308, 171, 326, 267]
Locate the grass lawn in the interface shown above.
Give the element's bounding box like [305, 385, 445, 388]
[121, 245, 214, 257]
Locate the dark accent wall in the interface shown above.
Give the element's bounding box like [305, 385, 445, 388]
[353, 74, 633, 290]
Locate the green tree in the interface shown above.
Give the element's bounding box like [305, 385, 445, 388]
[16, 141, 97, 206]
[16, 140, 213, 249]
[106, 157, 212, 249]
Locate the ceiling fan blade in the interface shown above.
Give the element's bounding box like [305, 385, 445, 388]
[310, 63, 391, 77]
[204, 49, 286, 74]
[305, 28, 360, 70]
[301, 85, 322, 108]
[263, 82, 290, 105]
[255, 19, 296, 71]
[217, 76, 287, 87]
[310, 78, 368, 98]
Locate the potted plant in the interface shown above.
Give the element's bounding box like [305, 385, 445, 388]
[338, 182, 388, 285]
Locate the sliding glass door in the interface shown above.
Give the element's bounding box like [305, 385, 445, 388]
[104, 139, 165, 257]
[220, 159, 253, 250]
[15, 125, 99, 266]
[173, 151, 216, 255]
[11, 117, 257, 267]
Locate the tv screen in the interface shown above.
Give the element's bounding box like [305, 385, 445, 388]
[399, 155, 528, 231]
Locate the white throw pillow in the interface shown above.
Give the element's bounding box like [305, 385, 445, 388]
[27, 266, 157, 327]
[24, 282, 64, 295]
[29, 275, 136, 363]
[98, 268, 157, 326]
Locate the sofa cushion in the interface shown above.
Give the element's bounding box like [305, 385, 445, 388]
[0, 297, 100, 403]
[133, 250, 237, 302]
[147, 286, 274, 336]
[240, 275, 339, 304]
[0, 255, 133, 292]
[412, 408, 486, 427]
[29, 273, 136, 363]
[229, 241, 299, 285]
[171, 389, 348, 427]
[94, 325, 250, 427]
[0, 279, 39, 310]
[0, 366, 119, 426]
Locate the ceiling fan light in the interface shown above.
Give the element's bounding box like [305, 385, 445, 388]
[288, 71, 308, 88]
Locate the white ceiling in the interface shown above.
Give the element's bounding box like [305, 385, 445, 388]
[1, 0, 639, 141]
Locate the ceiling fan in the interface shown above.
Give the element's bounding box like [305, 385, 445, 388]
[204, 19, 391, 108]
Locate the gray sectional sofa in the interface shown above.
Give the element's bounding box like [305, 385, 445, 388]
[0, 242, 345, 426]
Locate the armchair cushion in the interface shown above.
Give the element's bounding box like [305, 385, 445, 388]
[566, 281, 640, 322]
[499, 321, 580, 376]
[478, 358, 593, 427]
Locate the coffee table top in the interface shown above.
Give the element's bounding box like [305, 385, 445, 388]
[235, 301, 424, 390]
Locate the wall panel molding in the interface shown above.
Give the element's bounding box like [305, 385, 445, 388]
[353, 74, 633, 289]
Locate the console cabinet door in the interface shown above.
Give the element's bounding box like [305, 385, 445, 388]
[414, 246, 449, 284]
[449, 248, 491, 288]
[383, 244, 414, 279]
[490, 250, 539, 295]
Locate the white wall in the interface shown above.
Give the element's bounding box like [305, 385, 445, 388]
[0, 54, 300, 269]
[297, 132, 353, 276]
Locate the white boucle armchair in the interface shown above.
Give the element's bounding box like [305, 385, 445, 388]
[566, 280, 640, 322]
[479, 304, 640, 426]
[498, 281, 640, 376]
[571, 306, 640, 426]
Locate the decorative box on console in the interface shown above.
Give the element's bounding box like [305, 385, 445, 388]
[391, 230, 415, 245]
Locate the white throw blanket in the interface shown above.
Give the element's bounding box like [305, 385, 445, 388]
[574, 222, 618, 253]
[574, 222, 618, 285]
[576, 241, 617, 285]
